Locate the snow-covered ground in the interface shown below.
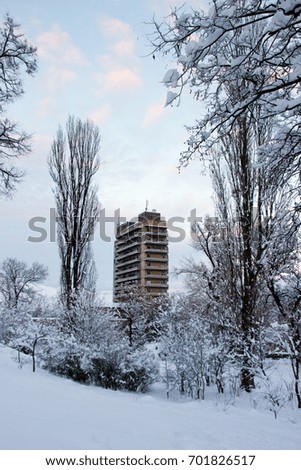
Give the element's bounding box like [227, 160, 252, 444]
[0, 344, 300, 450]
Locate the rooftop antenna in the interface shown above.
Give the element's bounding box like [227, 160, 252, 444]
[145, 199, 149, 211]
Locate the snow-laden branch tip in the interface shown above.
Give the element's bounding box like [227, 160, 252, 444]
[163, 68, 180, 88]
[165, 90, 179, 106]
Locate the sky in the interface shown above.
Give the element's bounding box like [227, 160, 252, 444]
[0, 0, 213, 302]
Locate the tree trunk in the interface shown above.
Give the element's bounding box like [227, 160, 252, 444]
[241, 362, 255, 392]
[292, 358, 301, 409]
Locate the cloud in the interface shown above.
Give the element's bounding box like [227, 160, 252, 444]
[97, 16, 143, 92]
[98, 67, 142, 91]
[37, 97, 57, 118]
[37, 25, 88, 66]
[89, 106, 111, 126]
[142, 100, 166, 127]
[99, 16, 136, 60]
[36, 25, 88, 91]
[46, 67, 77, 91]
[100, 17, 132, 39]
[111, 40, 135, 58]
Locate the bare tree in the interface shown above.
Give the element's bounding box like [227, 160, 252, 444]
[48, 116, 100, 310]
[0, 15, 37, 197]
[0, 258, 48, 308]
[116, 284, 152, 347]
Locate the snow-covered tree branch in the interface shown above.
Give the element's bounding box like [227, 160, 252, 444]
[0, 15, 37, 196]
[150, 0, 301, 188]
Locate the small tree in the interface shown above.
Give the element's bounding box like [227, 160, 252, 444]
[0, 257, 48, 308]
[116, 284, 166, 347]
[48, 116, 100, 310]
[0, 15, 37, 197]
[159, 295, 212, 399]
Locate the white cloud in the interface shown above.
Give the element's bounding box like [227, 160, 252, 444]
[111, 40, 135, 58]
[100, 17, 132, 39]
[89, 106, 111, 126]
[99, 16, 137, 60]
[36, 25, 88, 91]
[37, 97, 56, 118]
[98, 67, 142, 91]
[97, 16, 143, 92]
[37, 25, 88, 66]
[142, 100, 166, 127]
[46, 67, 77, 91]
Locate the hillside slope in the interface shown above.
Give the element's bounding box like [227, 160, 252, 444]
[0, 345, 300, 450]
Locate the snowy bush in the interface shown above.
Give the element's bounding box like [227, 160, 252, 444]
[90, 345, 158, 393]
[120, 348, 159, 392]
[0, 306, 32, 346]
[41, 333, 90, 384]
[56, 352, 90, 383]
[160, 313, 213, 400]
[91, 355, 122, 390]
[258, 379, 290, 419]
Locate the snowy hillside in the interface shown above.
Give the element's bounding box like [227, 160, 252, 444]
[0, 345, 300, 450]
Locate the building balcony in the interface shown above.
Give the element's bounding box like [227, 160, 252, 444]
[115, 248, 141, 261]
[116, 221, 141, 236]
[145, 282, 168, 289]
[115, 265, 139, 276]
[144, 256, 168, 263]
[115, 240, 141, 253]
[144, 248, 168, 254]
[143, 239, 168, 245]
[144, 273, 168, 280]
[115, 257, 140, 268]
[115, 274, 140, 284]
[142, 220, 166, 226]
[145, 265, 168, 271]
[142, 232, 167, 239]
[115, 230, 141, 243]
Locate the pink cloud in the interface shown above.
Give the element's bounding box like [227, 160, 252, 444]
[36, 97, 56, 118]
[99, 67, 142, 91]
[100, 17, 132, 38]
[143, 101, 166, 127]
[36, 25, 87, 92]
[37, 25, 88, 66]
[99, 17, 136, 59]
[89, 106, 111, 125]
[45, 67, 77, 91]
[111, 40, 135, 58]
[96, 16, 143, 91]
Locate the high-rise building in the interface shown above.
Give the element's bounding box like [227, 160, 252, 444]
[113, 210, 168, 302]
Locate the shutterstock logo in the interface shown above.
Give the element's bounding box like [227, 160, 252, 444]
[27, 208, 202, 243]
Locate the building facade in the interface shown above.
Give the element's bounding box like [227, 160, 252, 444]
[113, 210, 168, 302]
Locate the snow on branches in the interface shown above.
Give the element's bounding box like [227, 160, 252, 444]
[150, 0, 301, 173]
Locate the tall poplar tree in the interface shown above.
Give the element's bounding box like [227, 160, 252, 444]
[49, 116, 100, 310]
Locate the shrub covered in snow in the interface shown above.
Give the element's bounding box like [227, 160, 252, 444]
[91, 346, 158, 393]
